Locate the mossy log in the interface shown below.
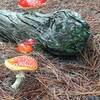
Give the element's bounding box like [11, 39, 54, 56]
[0, 10, 50, 43]
[0, 10, 90, 55]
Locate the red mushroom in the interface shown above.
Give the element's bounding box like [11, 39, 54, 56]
[5, 55, 38, 89]
[21, 38, 37, 46]
[15, 43, 33, 54]
[18, 0, 47, 11]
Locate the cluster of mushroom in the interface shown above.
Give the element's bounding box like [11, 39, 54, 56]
[5, 39, 38, 90]
[6, 38, 38, 90]
[4, 0, 47, 90]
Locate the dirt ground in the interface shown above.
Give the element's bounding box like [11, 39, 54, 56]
[0, 0, 100, 100]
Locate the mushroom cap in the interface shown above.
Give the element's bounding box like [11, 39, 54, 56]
[18, 0, 46, 10]
[15, 43, 33, 54]
[5, 56, 38, 71]
[22, 39, 37, 46]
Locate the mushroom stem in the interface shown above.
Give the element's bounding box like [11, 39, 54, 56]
[11, 71, 25, 90]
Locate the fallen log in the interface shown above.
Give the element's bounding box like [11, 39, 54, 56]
[0, 9, 90, 56]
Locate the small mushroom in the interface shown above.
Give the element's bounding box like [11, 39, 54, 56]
[5, 55, 38, 90]
[18, 0, 47, 11]
[15, 43, 33, 54]
[21, 38, 37, 46]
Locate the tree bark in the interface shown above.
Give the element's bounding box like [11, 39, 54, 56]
[0, 10, 50, 43]
[0, 10, 90, 55]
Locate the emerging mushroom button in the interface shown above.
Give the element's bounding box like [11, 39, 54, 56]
[18, 0, 47, 9]
[5, 55, 38, 90]
[15, 43, 33, 54]
[22, 38, 37, 46]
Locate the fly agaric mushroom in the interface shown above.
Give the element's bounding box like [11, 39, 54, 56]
[5, 55, 38, 90]
[18, 0, 47, 11]
[15, 43, 33, 54]
[21, 38, 37, 46]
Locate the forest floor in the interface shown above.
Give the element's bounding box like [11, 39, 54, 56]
[0, 0, 100, 100]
